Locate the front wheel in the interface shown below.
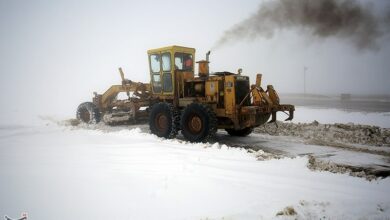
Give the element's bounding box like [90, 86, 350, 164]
[181, 103, 217, 142]
[149, 102, 179, 139]
[76, 102, 101, 124]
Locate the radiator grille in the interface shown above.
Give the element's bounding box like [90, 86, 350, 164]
[235, 78, 250, 106]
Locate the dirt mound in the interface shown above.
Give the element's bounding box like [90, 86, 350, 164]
[307, 155, 380, 181]
[276, 206, 297, 216]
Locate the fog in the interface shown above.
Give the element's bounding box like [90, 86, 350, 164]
[0, 0, 390, 124]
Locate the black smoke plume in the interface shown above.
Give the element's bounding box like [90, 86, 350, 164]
[214, 0, 389, 50]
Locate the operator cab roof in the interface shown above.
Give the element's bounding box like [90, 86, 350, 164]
[147, 45, 195, 54]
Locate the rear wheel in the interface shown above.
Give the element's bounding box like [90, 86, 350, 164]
[225, 127, 253, 137]
[149, 102, 179, 139]
[181, 103, 217, 142]
[76, 102, 101, 124]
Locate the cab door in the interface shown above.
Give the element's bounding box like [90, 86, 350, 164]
[161, 52, 173, 95]
[149, 53, 162, 94]
[149, 52, 174, 95]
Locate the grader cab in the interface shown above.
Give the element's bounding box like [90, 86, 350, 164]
[76, 45, 294, 142]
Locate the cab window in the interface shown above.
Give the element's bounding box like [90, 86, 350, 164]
[161, 53, 171, 72]
[174, 53, 193, 71]
[150, 54, 160, 73]
[152, 74, 161, 93]
[161, 52, 173, 92]
[150, 54, 161, 93]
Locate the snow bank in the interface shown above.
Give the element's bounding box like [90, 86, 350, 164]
[1, 124, 390, 219]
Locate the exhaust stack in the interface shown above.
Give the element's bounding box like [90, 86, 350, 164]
[206, 50, 210, 62]
[197, 51, 211, 77]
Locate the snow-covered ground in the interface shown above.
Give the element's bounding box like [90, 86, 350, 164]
[1, 107, 390, 219]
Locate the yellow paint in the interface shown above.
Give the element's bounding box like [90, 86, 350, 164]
[147, 45, 195, 96]
[256, 73, 262, 87]
[147, 45, 195, 55]
[252, 86, 263, 105]
[224, 75, 236, 115]
[267, 85, 280, 104]
[205, 81, 218, 102]
[100, 83, 150, 109]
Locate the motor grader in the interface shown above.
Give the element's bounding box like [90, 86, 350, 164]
[76, 45, 294, 142]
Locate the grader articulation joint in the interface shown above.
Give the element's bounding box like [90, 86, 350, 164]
[77, 45, 294, 142]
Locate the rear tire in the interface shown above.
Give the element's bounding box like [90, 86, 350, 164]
[181, 103, 217, 142]
[225, 127, 253, 137]
[76, 102, 101, 124]
[149, 102, 179, 139]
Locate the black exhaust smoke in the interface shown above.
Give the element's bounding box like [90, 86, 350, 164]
[213, 0, 390, 51]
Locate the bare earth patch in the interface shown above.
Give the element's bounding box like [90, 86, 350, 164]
[276, 206, 297, 216]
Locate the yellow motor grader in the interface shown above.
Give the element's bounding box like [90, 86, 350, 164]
[76, 45, 294, 142]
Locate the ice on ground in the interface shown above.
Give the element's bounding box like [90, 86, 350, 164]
[1, 123, 390, 219]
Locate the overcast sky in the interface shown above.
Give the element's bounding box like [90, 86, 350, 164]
[0, 0, 389, 123]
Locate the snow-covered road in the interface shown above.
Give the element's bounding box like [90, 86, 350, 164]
[1, 123, 389, 219]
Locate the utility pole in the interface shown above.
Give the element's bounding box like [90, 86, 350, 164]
[303, 66, 307, 96]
